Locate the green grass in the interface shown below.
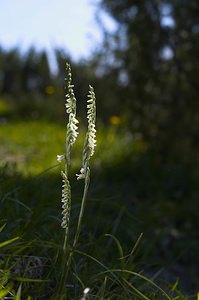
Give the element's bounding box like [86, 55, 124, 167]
[0, 119, 146, 176]
[0, 119, 198, 299]
[0, 120, 66, 175]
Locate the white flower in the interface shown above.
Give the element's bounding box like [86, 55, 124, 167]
[81, 86, 96, 169]
[60, 171, 71, 229]
[65, 63, 79, 147]
[57, 154, 65, 163]
[83, 288, 90, 295]
[86, 86, 96, 158]
[67, 113, 79, 146]
[76, 168, 85, 180]
[88, 124, 96, 156]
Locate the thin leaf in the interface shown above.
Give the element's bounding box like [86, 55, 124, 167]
[10, 276, 49, 283]
[96, 269, 171, 300]
[0, 237, 19, 248]
[0, 284, 13, 298]
[15, 284, 22, 300]
[0, 288, 10, 298]
[74, 250, 132, 298]
[0, 224, 6, 233]
[123, 278, 151, 300]
[105, 234, 124, 260]
[121, 233, 143, 261]
[98, 276, 107, 300]
[105, 234, 125, 270]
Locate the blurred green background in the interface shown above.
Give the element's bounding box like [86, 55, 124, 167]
[0, 0, 199, 295]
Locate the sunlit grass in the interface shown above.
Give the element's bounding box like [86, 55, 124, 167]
[0, 120, 68, 175]
[0, 120, 145, 176]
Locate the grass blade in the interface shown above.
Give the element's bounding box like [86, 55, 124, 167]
[0, 237, 19, 248]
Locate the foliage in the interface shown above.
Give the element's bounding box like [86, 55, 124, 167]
[0, 46, 97, 124]
[0, 3, 199, 296]
[0, 120, 198, 298]
[97, 0, 199, 163]
[0, 0, 198, 164]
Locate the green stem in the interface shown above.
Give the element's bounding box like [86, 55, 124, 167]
[56, 162, 71, 298]
[63, 161, 70, 253]
[73, 167, 90, 249]
[63, 167, 90, 283]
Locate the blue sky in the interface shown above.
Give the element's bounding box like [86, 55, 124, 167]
[0, 0, 116, 60]
[0, 1, 174, 63]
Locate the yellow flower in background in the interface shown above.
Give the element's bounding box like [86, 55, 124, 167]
[109, 115, 121, 125]
[45, 86, 55, 95]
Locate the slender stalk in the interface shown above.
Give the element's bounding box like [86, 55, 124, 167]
[62, 167, 90, 283]
[63, 164, 70, 253]
[72, 167, 90, 249]
[56, 63, 79, 299]
[56, 73, 96, 299]
[56, 165, 70, 298]
[63, 85, 96, 284]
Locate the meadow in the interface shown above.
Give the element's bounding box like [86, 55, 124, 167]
[0, 92, 198, 299]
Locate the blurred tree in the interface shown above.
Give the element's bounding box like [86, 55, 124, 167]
[97, 0, 199, 162]
[0, 47, 22, 94]
[37, 50, 51, 93]
[22, 48, 51, 93]
[0, 47, 51, 95]
[0, 46, 100, 121]
[21, 48, 39, 92]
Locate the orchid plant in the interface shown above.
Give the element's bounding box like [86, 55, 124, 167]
[57, 63, 96, 297]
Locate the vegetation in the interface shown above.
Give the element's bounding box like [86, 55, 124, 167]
[0, 64, 198, 298]
[97, 0, 199, 162]
[0, 0, 198, 298]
